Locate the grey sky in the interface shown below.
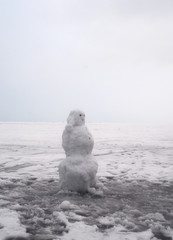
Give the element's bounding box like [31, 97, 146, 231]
[0, 0, 173, 123]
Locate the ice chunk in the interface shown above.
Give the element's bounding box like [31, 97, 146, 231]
[59, 200, 79, 211]
[59, 201, 73, 210]
[98, 216, 115, 228]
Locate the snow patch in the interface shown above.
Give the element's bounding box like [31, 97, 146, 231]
[0, 199, 9, 207]
[61, 221, 154, 240]
[59, 200, 79, 211]
[139, 212, 166, 222]
[53, 211, 69, 228]
[0, 208, 28, 240]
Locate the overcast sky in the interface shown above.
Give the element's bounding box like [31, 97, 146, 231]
[0, 0, 173, 123]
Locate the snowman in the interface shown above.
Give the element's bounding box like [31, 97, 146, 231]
[59, 110, 98, 193]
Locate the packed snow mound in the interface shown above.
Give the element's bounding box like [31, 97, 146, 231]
[59, 110, 98, 193]
[0, 208, 28, 240]
[59, 200, 79, 211]
[59, 155, 98, 193]
[62, 125, 94, 156]
[67, 110, 85, 127]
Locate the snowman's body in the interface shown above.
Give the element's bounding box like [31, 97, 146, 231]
[59, 110, 98, 193]
[62, 125, 94, 156]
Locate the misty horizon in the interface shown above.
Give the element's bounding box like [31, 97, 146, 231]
[1, 0, 173, 124]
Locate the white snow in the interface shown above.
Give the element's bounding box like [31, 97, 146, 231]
[53, 211, 69, 227]
[0, 122, 173, 183]
[59, 200, 79, 211]
[139, 213, 166, 222]
[0, 122, 173, 240]
[61, 221, 154, 240]
[0, 208, 28, 240]
[59, 110, 98, 192]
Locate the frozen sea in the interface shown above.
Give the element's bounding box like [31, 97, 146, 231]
[0, 122, 173, 240]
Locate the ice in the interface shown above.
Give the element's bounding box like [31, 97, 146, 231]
[59, 110, 98, 193]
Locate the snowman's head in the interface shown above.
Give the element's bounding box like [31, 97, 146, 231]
[67, 110, 85, 126]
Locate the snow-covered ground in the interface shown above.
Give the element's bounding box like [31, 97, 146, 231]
[0, 123, 173, 240]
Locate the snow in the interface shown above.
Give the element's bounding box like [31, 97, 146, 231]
[59, 200, 79, 211]
[0, 122, 173, 183]
[139, 213, 166, 222]
[0, 208, 28, 240]
[61, 221, 154, 240]
[52, 211, 69, 227]
[0, 122, 173, 240]
[59, 110, 98, 192]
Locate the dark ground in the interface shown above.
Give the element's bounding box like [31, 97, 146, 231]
[0, 176, 173, 240]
